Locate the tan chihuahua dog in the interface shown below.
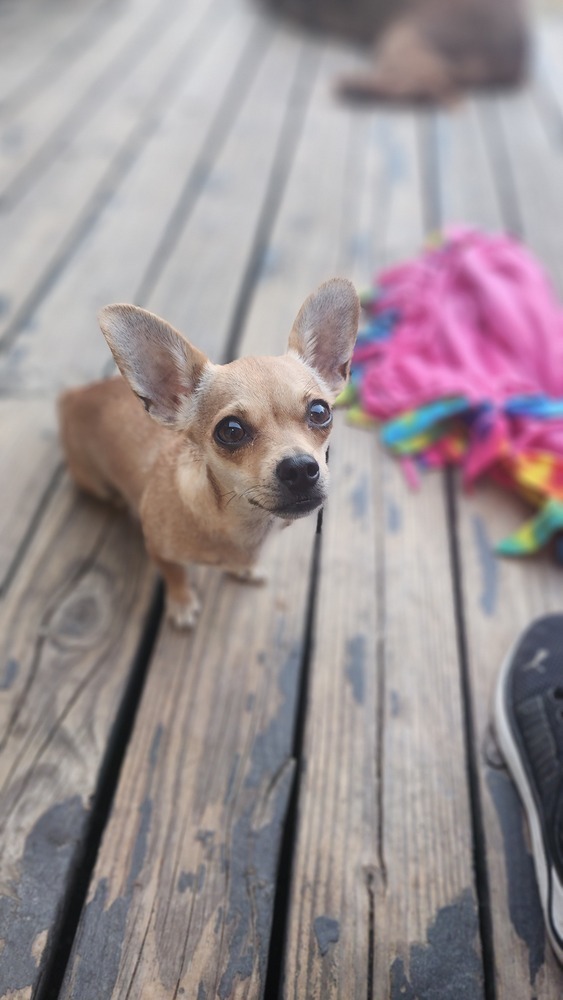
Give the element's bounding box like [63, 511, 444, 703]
[59, 278, 360, 628]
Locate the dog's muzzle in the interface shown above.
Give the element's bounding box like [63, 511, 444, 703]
[273, 454, 325, 518]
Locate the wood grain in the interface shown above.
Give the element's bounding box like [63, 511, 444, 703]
[283, 107, 483, 998]
[0, 398, 60, 593]
[59, 47, 358, 1000]
[0, 2, 264, 397]
[0, 0, 177, 207]
[0, 9, 314, 997]
[0, 480, 156, 999]
[0, 0, 109, 111]
[2, 2, 563, 997]
[436, 90, 563, 997]
[0, 0, 264, 584]
[0, 0, 216, 345]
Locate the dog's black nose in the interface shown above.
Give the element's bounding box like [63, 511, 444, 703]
[276, 454, 320, 494]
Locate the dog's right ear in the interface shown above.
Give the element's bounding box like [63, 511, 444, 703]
[98, 304, 210, 426]
[287, 278, 360, 398]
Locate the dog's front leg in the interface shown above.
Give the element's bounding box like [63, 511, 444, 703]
[152, 555, 201, 629]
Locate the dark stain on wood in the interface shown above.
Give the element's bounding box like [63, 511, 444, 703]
[487, 768, 545, 984]
[345, 634, 366, 705]
[387, 498, 402, 534]
[390, 688, 401, 717]
[216, 767, 294, 999]
[389, 889, 483, 1000]
[197, 982, 207, 1000]
[0, 657, 18, 690]
[66, 797, 152, 999]
[149, 723, 164, 769]
[472, 515, 497, 617]
[244, 647, 299, 791]
[349, 474, 369, 521]
[313, 915, 340, 957]
[0, 796, 86, 994]
[177, 864, 205, 894]
[224, 752, 240, 806]
[216, 653, 298, 998]
[126, 798, 152, 894]
[196, 828, 215, 848]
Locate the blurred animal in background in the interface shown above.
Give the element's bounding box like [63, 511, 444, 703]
[336, 0, 529, 103]
[262, 0, 529, 103]
[59, 280, 359, 629]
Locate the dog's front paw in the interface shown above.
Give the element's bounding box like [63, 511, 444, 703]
[166, 591, 201, 630]
[226, 566, 268, 586]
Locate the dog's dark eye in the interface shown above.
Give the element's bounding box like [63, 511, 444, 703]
[308, 400, 332, 428]
[214, 416, 249, 447]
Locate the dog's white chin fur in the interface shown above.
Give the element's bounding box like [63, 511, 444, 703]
[272, 499, 325, 520]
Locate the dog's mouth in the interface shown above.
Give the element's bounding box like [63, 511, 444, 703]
[271, 495, 324, 519]
[246, 488, 326, 521]
[247, 492, 325, 519]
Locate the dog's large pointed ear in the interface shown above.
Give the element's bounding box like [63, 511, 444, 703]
[98, 304, 210, 426]
[287, 278, 360, 397]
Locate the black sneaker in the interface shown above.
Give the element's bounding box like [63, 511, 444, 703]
[495, 614, 563, 965]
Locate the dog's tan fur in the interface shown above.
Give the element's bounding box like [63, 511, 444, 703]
[59, 279, 360, 628]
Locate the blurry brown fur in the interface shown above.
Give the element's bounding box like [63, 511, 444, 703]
[337, 0, 529, 103]
[59, 280, 359, 628]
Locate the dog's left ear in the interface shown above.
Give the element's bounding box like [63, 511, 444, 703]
[287, 278, 360, 397]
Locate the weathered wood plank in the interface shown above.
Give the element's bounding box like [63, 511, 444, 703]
[58, 46, 370, 1000]
[0, 481, 157, 999]
[434, 101, 500, 232]
[491, 89, 563, 293]
[0, 398, 60, 595]
[283, 108, 484, 998]
[0, 3, 265, 590]
[62, 520, 316, 1000]
[0, 0, 217, 346]
[0, 15, 311, 998]
[435, 91, 563, 997]
[0, 0, 182, 207]
[0, 3, 265, 397]
[0, 0, 109, 108]
[0, 0, 114, 116]
[144, 29, 314, 360]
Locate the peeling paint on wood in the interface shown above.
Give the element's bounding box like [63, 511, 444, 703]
[65, 798, 152, 1000]
[244, 649, 300, 791]
[216, 762, 294, 999]
[149, 723, 164, 768]
[389, 889, 482, 1000]
[349, 474, 368, 521]
[487, 769, 545, 984]
[0, 658, 18, 690]
[345, 634, 366, 706]
[387, 498, 402, 534]
[313, 916, 340, 957]
[177, 865, 205, 894]
[0, 797, 86, 995]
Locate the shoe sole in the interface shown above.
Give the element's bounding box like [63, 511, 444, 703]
[494, 640, 563, 965]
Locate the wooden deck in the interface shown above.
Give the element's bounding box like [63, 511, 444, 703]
[1, 0, 563, 996]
